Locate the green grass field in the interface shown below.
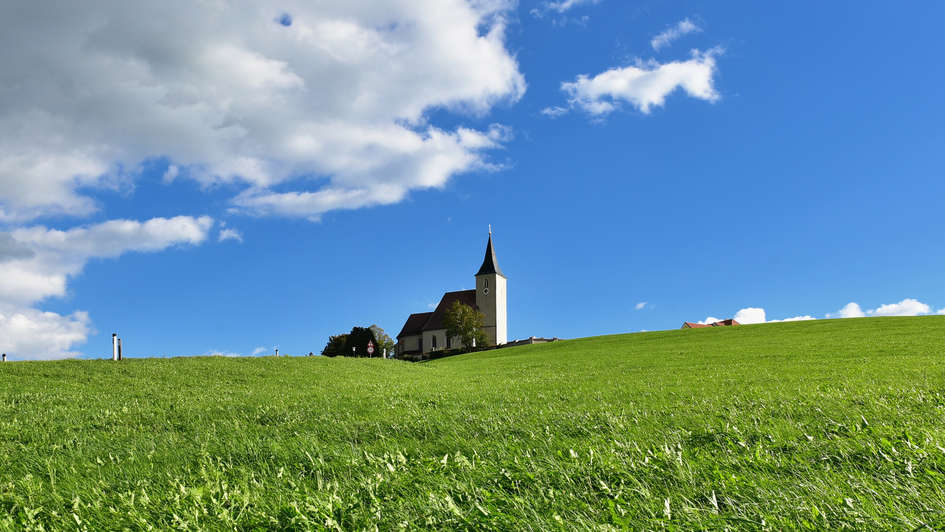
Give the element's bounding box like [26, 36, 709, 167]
[2, 317, 945, 529]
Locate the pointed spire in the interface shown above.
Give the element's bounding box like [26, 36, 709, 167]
[475, 230, 504, 277]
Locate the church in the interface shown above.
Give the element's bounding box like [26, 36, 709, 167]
[396, 232, 507, 356]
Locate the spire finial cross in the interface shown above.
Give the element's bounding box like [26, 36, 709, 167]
[489, 224, 492, 235]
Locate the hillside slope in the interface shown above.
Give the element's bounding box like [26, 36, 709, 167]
[1, 317, 944, 529]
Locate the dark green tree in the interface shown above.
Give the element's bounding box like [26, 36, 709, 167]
[342, 327, 379, 357]
[321, 334, 349, 357]
[443, 301, 487, 352]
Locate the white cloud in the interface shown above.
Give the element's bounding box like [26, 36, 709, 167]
[651, 18, 701, 51]
[827, 302, 866, 319]
[0, 306, 91, 361]
[938, 308, 945, 315]
[733, 307, 766, 325]
[0, 216, 213, 360]
[827, 299, 932, 319]
[698, 307, 816, 325]
[868, 298, 930, 317]
[162, 165, 180, 183]
[560, 48, 722, 116]
[635, 301, 647, 310]
[531, 0, 600, 17]
[1, 216, 213, 305]
[218, 223, 243, 243]
[768, 315, 816, 323]
[541, 106, 570, 118]
[0, 1, 525, 222]
[252, 346, 269, 356]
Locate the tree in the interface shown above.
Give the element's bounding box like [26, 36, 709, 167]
[443, 301, 487, 352]
[369, 324, 395, 358]
[321, 334, 349, 357]
[342, 327, 378, 357]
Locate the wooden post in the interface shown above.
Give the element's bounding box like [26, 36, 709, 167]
[118, 338, 122, 361]
[1, 353, 6, 362]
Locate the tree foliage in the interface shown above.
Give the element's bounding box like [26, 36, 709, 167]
[321, 334, 349, 357]
[323, 326, 390, 358]
[443, 301, 487, 352]
[369, 324, 395, 357]
[342, 327, 379, 358]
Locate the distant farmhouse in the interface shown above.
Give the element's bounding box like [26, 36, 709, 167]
[397, 232, 507, 357]
[682, 319, 740, 329]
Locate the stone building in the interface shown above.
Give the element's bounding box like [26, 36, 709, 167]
[396, 232, 507, 356]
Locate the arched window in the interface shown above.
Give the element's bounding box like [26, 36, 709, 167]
[484, 278, 489, 288]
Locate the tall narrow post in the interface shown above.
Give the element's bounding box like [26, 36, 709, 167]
[1, 353, 6, 362]
[112, 333, 118, 361]
[118, 338, 123, 361]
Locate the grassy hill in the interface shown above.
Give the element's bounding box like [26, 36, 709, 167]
[1, 317, 944, 529]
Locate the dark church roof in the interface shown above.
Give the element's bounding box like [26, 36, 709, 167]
[424, 290, 478, 331]
[397, 312, 432, 338]
[475, 234, 504, 277]
[396, 290, 478, 338]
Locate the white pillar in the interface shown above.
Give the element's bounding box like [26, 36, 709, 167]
[112, 334, 118, 361]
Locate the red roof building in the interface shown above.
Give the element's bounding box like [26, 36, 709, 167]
[682, 319, 740, 329]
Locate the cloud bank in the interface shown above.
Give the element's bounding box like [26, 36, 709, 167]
[0, 1, 525, 222]
[698, 298, 941, 329]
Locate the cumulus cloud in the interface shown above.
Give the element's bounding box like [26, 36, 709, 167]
[699, 298, 941, 328]
[635, 301, 647, 310]
[0, 216, 213, 360]
[0, 307, 92, 361]
[252, 346, 269, 356]
[734, 307, 766, 325]
[560, 48, 722, 116]
[828, 299, 932, 319]
[0, 233, 34, 263]
[699, 307, 815, 325]
[868, 298, 930, 317]
[0, 1, 525, 222]
[651, 18, 701, 50]
[827, 302, 866, 319]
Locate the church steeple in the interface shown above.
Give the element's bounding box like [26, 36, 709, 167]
[475, 230, 504, 277]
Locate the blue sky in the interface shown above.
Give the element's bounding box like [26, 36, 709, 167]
[1, 1, 944, 360]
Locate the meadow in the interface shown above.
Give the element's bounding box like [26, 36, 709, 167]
[1, 316, 944, 529]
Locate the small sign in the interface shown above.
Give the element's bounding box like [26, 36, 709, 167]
[366, 341, 375, 355]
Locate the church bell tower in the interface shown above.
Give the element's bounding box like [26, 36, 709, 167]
[475, 228, 507, 346]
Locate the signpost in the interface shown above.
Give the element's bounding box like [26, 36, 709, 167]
[367, 340, 375, 357]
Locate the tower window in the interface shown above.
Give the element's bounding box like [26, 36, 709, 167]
[484, 279, 489, 288]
